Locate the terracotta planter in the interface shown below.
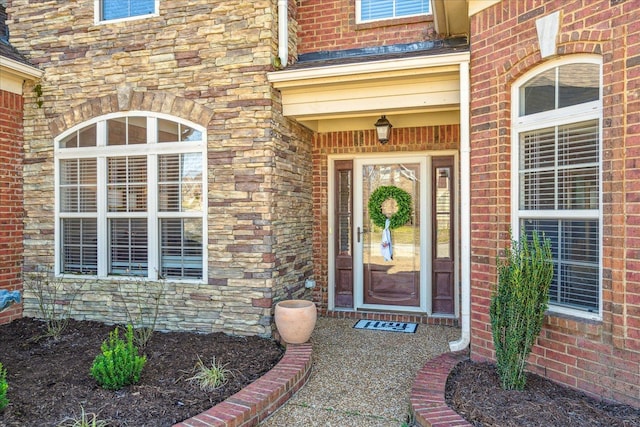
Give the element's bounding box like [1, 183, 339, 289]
[274, 299, 317, 344]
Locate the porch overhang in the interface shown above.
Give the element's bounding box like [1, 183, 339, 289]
[267, 51, 470, 132]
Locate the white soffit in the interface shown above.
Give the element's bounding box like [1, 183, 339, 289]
[468, 0, 501, 16]
[268, 52, 470, 129]
[0, 56, 43, 95]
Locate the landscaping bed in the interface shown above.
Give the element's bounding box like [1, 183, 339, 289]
[0, 317, 284, 427]
[446, 359, 640, 427]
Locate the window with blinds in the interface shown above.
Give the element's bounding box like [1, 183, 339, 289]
[56, 114, 206, 281]
[357, 0, 430, 23]
[514, 58, 601, 316]
[99, 0, 156, 22]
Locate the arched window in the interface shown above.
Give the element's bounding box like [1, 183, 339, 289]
[55, 113, 207, 281]
[512, 56, 602, 319]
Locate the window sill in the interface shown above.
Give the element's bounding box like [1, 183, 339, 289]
[356, 14, 433, 31]
[95, 12, 158, 25]
[544, 309, 603, 336]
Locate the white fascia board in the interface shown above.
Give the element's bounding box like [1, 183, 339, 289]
[0, 56, 43, 80]
[268, 51, 470, 87]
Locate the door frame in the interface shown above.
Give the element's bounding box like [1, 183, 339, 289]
[327, 150, 459, 316]
[353, 155, 428, 313]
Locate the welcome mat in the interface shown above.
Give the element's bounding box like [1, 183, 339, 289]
[353, 319, 418, 334]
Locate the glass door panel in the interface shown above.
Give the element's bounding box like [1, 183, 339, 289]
[361, 162, 421, 307]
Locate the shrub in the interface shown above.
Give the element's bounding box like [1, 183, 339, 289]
[186, 356, 231, 392]
[116, 273, 165, 350]
[0, 362, 8, 411]
[489, 230, 553, 390]
[90, 325, 146, 390]
[23, 266, 83, 341]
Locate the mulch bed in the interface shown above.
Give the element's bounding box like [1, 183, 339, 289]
[445, 359, 640, 427]
[0, 317, 284, 427]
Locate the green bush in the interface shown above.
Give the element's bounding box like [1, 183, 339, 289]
[0, 362, 8, 411]
[90, 325, 146, 390]
[490, 230, 553, 390]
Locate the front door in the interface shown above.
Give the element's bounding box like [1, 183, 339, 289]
[354, 157, 427, 312]
[331, 155, 456, 315]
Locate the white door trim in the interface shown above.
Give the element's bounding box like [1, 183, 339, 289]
[327, 150, 458, 315]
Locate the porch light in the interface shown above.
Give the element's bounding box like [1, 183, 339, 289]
[374, 115, 392, 144]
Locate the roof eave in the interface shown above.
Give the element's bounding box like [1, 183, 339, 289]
[268, 51, 470, 87]
[0, 55, 43, 80]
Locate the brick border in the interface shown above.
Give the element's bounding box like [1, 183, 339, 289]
[410, 351, 470, 427]
[174, 343, 312, 427]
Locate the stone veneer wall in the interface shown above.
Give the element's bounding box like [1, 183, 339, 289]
[0, 89, 24, 325]
[7, 0, 313, 336]
[311, 125, 460, 314]
[469, 0, 640, 406]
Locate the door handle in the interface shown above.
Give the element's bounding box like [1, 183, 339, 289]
[357, 226, 367, 243]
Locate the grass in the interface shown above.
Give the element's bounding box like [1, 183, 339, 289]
[56, 407, 108, 427]
[186, 356, 231, 392]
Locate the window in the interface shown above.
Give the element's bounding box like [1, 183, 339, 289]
[512, 58, 601, 318]
[96, 0, 157, 22]
[356, 0, 430, 23]
[56, 113, 206, 281]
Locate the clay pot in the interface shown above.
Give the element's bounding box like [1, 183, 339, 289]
[274, 299, 317, 344]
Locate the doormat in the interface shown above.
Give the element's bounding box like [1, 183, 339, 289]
[353, 319, 418, 333]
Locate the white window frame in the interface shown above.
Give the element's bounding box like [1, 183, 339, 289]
[356, 0, 431, 24]
[94, 0, 159, 24]
[511, 55, 603, 320]
[54, 112, 208, 283]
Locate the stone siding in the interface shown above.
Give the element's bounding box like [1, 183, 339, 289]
[469, 0, 640, 406]
[7, 0, 313, 336]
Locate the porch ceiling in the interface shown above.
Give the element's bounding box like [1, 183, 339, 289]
[268, 52, 470, 132]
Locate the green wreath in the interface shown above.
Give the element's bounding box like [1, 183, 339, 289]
[368, 185, 412, 229]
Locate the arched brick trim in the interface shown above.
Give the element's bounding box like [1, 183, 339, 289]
[48, 90, 215, 138]
[502, 35, 610, 88]
[489, 38, 611, 173]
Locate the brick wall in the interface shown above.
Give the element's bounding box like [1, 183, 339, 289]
[7, 0, 313, 336]
[296, 0, 437, 55]
[0, 89, 24, 325]
[469, 0, 640, 406]
[312, 125, 459, 320]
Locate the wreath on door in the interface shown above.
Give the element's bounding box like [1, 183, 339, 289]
[367, 185, 412, 229]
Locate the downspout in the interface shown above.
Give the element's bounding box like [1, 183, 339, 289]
[278, 0, 288, 67]
[450, 60, 470, 352]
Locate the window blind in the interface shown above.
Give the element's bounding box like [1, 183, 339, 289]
[160, 218, 203, 279]
[62, 218, 98, 274]
[60, 159, 97, 213]
[110, 218, 148, 275]
[523, 219, 599, 311]
[101, 0, 154, 21]
[520, 120, 599, 211]
[360, 0, 429, 21]
[107, 156, 147, 212]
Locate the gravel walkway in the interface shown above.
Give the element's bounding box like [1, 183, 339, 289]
[260, 317, 460, 426]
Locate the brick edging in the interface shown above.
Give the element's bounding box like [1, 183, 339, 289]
[174, 343, 313, 427]
[410, 351, 470, 427]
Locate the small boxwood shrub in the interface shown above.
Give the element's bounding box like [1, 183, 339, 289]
[90, 325, 146, 390]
